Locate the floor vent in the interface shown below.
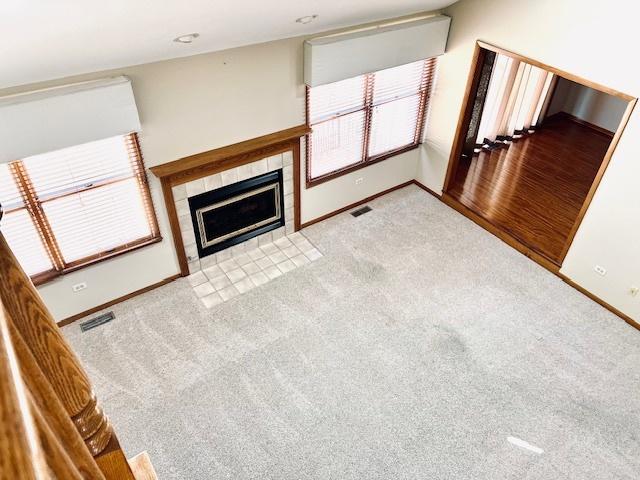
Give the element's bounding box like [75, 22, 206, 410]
[351, 206, 372, 217]
[80, 312, 115, 332]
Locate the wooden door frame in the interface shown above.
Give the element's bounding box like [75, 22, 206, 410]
[442, 40, 637, 265]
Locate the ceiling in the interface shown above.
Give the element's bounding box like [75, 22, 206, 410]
[0, 0, 458, 89]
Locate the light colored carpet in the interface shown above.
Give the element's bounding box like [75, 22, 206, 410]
[63, 185, 640, 479]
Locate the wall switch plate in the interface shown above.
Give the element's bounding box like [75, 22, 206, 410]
[72, 282, 87, 292]
[594, 265, 607, 276]
[355, 177, 363, 185]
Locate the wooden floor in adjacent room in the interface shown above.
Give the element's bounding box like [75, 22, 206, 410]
[447, 116, 613, 265]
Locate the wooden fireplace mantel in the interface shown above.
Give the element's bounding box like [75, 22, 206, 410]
[150, 125, 310, 183]
[150, 124, 310, 276]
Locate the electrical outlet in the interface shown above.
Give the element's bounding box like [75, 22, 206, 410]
[72, 282, 87, 292]
[594, 265, 606, 276]
[355, 177, 363, 185]
[630, 286, 639, 297]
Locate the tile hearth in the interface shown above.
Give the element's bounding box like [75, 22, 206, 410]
[187, 231, 322, 308]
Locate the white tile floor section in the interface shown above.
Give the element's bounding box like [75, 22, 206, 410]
[187, 231, 323, 308]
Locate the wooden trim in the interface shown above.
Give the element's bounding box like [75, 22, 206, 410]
[305, 144, 420, 189]
[413, 59, 434, 144]
[150, 127, 308, 274]
[5, 133, 162, 287]
[545, 111, 614, 137]
[163, 140, 298, 187]
[149, 125, 310, 180]
[559, 275, 640, 331]
[300, 180, 414, 229]
[441, 193, 561, 273]
[30, 269, 61, 286]
[57, 274, 181, 327]
[477, 41, 635, 101]
[305, 59, 437, 190]
[292, 140, 302, 231]
[56, 179, 639, 334]
[412, 179, 442, 200]
[443, 40, 638, 265]
[28, 236, 163, 287]
[442, 43, 487, 191]
[160, 178, 189, 276]
[559, 97, 637, 259]
[60, 235, 163, 273]
[129, 133, 161, 239]
[300, 180, 440, 229]
[361, 73, 375, 164]
[9, 162, 66, 271]
[437, 190, 640, 333]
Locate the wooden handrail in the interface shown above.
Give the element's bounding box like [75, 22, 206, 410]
[8, 318, 105, 479]
[0, 206, 138, 479]
[0, 305, 50, 480]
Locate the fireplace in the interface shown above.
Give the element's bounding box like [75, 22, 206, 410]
[188, 170, 285, 258]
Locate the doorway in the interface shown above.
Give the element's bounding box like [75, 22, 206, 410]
[443, 42, 636, 270]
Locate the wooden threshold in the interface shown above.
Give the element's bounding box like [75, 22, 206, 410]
[57, 274, 180, 327]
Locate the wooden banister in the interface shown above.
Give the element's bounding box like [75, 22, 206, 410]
[8, 319, 105, 479]
[28, 392, 85, 480]
[0, 203, 137, 480]
[0, 305, 50, 480]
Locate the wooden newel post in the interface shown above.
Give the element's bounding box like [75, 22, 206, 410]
[0, 205, 135, 479]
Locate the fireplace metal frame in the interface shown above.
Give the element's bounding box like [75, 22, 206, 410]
[188, 169, 285, 258]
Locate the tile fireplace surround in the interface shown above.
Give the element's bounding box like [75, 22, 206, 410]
[150, 125, 310, 277]
[175, 150, 293, 273]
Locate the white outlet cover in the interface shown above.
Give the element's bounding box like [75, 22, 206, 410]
[72, 282, 87, 292]
[594, 265, 607, 276]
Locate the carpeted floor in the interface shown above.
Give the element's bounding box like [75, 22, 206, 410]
[63, 185, 640, 479]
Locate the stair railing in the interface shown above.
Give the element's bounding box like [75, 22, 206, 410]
[0, 205, 137, 479]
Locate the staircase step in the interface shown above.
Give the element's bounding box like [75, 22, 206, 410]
[128, 452, 158, 480]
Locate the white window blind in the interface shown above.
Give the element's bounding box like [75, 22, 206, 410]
[0, 164, 53, 276]
[308, 75, 367, 179]
[0, 133, 159, 283]
[306, 58, 436, 184]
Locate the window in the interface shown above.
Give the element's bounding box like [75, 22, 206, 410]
[0, 133, 159, 284]
[306, 58, 437, 185]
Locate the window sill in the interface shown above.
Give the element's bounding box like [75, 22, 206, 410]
[306, 143, 421, 189]
[31, 235, 163, 287]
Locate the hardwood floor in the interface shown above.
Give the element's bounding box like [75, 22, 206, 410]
[447, 116, 612, 265]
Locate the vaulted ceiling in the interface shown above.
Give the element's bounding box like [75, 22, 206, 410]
[0, 0, 458, 89]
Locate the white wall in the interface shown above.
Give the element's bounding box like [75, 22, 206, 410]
[418, 0, 639, 322]
[0, 24, 424, 321]
[547, 77, 628, 132]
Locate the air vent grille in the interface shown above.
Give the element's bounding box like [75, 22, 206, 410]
[351, 206, 372, 217]
[80, 311, 114, 332]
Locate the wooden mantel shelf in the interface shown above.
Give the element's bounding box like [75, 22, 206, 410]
[150, 124, 310, 182]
